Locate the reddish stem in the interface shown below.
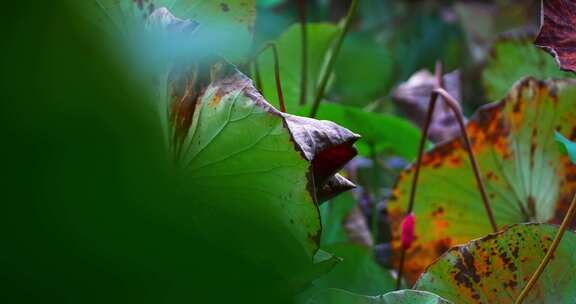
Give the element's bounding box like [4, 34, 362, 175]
[433, 88, 497, 232]
[270, 44, 286, 113]
[252, 42, 286, 113]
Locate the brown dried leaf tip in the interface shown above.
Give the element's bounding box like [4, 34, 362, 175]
[535, 0, 576, 72]
[282, 114, 360, 204]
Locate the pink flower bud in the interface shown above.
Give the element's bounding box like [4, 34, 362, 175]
[401, 213, 415, 249]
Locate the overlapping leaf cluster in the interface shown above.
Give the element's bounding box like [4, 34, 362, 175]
[6, 1, 576, 303]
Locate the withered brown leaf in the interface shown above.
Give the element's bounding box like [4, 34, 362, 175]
[535, 0, 576, 72]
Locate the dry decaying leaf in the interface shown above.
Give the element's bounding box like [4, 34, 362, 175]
[393, 69, 462, 143]
[534, 0, 576, 72]
[389, 77, 576, 284]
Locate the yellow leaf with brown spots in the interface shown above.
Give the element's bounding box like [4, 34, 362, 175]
[415, 224, 576, 304]
[388, 77, 576, 284]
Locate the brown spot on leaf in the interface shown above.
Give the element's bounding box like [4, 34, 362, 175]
[527, 195, 536, 218]
[168, 63, 207, 150]
[486, 171, 495, 180]
[134, 0, 144, 10]
[571, 126, 576, 141]
[432, 207, 445, 217]
[448, 156, 462, 167]
[220, 3, 230, 12]
[513, 99, 523, 113]
[453, 247, 481, 289]
[434, 237, 452, 255]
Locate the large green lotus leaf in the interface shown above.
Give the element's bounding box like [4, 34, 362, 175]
[166, 60, 359, 259]
[534, 0, 576, 72]
[333, 32, 394, 107]
[311, 244, 396, 296]
[415, 223, 576, 303]
[87, 0, 256, 62]
[307, 288, 452, 304]
[257, 23, 340, 113]
[483, 37, 572, 101]
[302, 103, 424, 160]
[388, 77, 576, 283]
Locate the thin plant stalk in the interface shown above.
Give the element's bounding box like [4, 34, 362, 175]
[309, 0, 359, 118]
[514, 192, 576, 304]
[252, 42, 286, 113]
[270, 44, 286, 113]
[298, 0, 308, 106]
[253, 59, 263, 92]
[433, 88, 498, 232]
[433, 62, 496, 230]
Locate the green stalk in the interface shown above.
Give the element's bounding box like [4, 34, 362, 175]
[515, 192, 576, 304]
[308, 0, 359, 118]
[253, 59, 263, 93]
[298, 0, 308, 106]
